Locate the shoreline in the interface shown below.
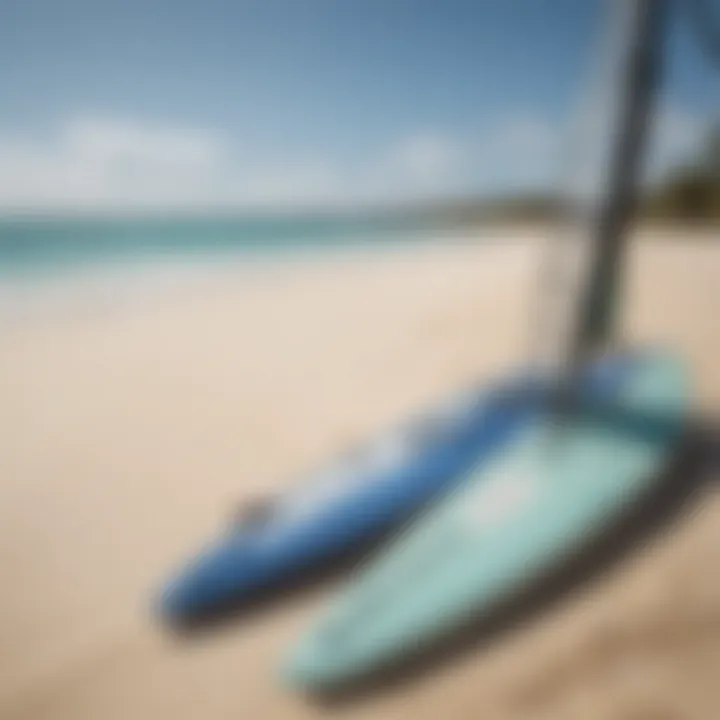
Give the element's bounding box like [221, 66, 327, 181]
[0, 228, 536, 331]
[3, 223, 717, 333]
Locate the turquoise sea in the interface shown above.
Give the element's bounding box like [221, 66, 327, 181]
[0, 213, 449, 324]
[0, 213, 439, 278]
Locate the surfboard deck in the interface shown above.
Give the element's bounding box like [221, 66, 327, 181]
[283, 351, 688, 691]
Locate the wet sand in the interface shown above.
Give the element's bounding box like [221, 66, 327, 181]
[0, 228, 718, 719]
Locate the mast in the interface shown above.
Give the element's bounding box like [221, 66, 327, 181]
[566, 0, 667, 374]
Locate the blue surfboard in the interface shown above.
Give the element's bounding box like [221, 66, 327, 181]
[158, 356, 636, 626]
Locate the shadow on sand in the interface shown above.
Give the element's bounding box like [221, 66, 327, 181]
[301, 417, 720, 706]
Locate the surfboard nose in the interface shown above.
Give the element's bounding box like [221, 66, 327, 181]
[157, 573, 203, 623]
[156, 539, 258, 625]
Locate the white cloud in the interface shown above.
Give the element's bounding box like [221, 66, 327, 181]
[647, 102, 708, 179]
[384, 132, 460, 189]
[0, 119, 470, 212]
[335, 131, 465, 205]
[471, 116, 560, 192]
[473, 103, 709, 199]
[64, 118, 224, 168]
[0, 117, 342, 212]
[226, 159, 340, 206]
[0, 106, 707, 213]
[0, 118, 227, 210]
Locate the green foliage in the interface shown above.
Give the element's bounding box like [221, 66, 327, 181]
[644, 125, 720, 222]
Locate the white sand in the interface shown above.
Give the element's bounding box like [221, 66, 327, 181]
[0, 228, 718, 719]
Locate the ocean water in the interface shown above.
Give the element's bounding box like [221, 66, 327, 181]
[0, 213, 437, 277]
[0, 213, 443, 324]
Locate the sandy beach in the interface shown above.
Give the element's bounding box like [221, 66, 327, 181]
[0, 228, 718, 719]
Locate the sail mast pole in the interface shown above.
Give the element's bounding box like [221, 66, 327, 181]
[566, 0, 667, 376]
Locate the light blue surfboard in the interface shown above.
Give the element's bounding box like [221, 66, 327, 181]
[283, 351, 688, 691]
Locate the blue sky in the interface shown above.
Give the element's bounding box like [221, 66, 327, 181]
[0, 0, 716, 211]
